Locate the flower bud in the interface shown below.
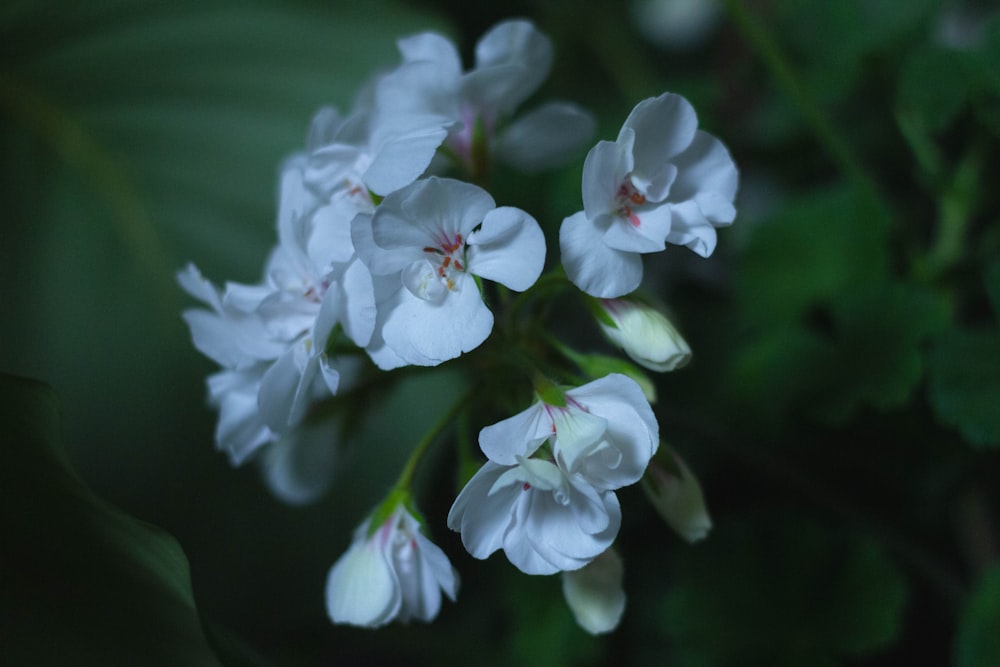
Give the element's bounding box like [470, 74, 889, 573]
[596, 298, 692, 372]
[642, 446, 712, 542]
[561, 548, 626, 635]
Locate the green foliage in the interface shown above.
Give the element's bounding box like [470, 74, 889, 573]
[663, 513, 908, 666]
[927, 260, 1000, 447]
[954, 563, 1000, 667]
[0, 374, 221, 665]
[928, 329, 1000, 447]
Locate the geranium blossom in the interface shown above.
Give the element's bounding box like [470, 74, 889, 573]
[447, 458, 622, 575]
[352, 176, 545, 369]
[560, 92, 738, 297]
[179, 159, 375, 466]
[326, 503, 459, 627]
[375, 19, 594, 174]
[448, 374, 658, 574]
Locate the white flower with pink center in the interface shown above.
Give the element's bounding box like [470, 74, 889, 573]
[352, 176, 545, 369]
[447, 374, 659, 574]
[560, 92, 738, 298]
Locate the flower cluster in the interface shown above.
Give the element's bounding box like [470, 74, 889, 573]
[181, 17, 732, 635]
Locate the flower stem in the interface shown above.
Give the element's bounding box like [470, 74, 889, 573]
[393, 389, 474, 493]
[721, 0, 886, 210]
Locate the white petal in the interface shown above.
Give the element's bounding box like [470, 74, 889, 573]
[325, 538, 401, 627]
[308, 198, 361, 270]
[478, 402, 549, 465]
[666, 200, 718, 258]
[336, 258, 377, 347]
[466, 207, 545, 291]
[582, 140, 631, 220]
[562, 548, 626, 635]
[259, 416, 339, 506]
[398, 31, 462, 76]
[644, 453, 713, 543]
[493, 102, 595, 172]
[560, 211, 643, 298]
[373, 177, 494, 251]
[619, 93, 699, 174]
[567, 374, 659, 488]
[257, 346, 320, 432]
[181, 308, 282, 369]
[207, 369, 274, 465]
[363, 120, 451, 196]
[519, 484, 620, 572]
[305, 105, 345, 151]
[380, 279, 493, 366]
[551, 408, 610, 474]
[448, 462, 517, 560]
[601, 203, 672, 254]
[473, 19, 552, 112]
[177, 263, 222, 310]
[668, 130, 739, 210]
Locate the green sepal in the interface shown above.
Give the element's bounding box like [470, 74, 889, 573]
[365, 488, 411, 539]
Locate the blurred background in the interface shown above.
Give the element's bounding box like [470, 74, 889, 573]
[3, 0, 999, 664]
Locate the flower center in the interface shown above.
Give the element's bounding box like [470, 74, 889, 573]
[616, 178, 647, 227]
[422, 233, 467, 292]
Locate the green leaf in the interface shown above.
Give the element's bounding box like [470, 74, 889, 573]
[954, 563, 1000, 667]
[662, 512, 908, 665]
[927, 328, 1000, 447]
[897, 44, 974, 132]
[985, 258, 1000, 318]
[807, 281, 950, 421]
[732, 184, 948, 424]
[0, 0, 445, 519]
[738, 185, 890, 327]
[0, 374, 222, 665]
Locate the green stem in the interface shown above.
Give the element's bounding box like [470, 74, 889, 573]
[508, 264, 572, 324]
[393, 388, 474, 493]
[721, 0, 886, 210]
[921, 137, 985, 280]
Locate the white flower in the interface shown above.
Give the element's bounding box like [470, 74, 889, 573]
[375, 19, 594, 174]
[560, 92, 738, 298]
[562, 548, 626, 635]
[326, 503, 459, 627]
[447, 458, 622, 575]
[178, 158, 375, 464]
[304, 101, 453, 198]
[447, 374, 658, 574]
[597, 298, 692, 371]
[352, 176, 545, 369]
[642, 446, 712, 542]
[479, 373, 659, 487]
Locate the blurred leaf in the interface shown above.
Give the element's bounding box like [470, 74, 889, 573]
[897, 44, 973, 132]
[505, 573, 604, 667]
[732, 281, 948, 426]
[738, 185, 890, 326]
[954, 563, 1000, 667]
[985, 258, 1000, 317]
[0, 0, 445, 508]
[808, 281, 950, 421]
[770, 0, 941, 100]
[0, 374, 221, 665]
[662, 513, 908, 665]
[927, 329, 1000, 447]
